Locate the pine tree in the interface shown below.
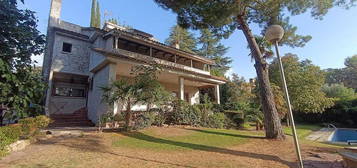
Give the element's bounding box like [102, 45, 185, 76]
[165, 25, 197, 53]
[197, 29, 231, 76]
[90, 0, 96, 27]
[95, 1, 101, 28]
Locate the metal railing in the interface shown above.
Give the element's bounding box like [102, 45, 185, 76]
[327, 124, 337, 129]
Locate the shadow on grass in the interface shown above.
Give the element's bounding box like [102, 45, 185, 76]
[36, 134, 197, 168]
[117, 131, 296, 168]
[185, 128, 265, 139]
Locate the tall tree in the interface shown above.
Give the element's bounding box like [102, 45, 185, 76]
[325, 55, 357, 91]
[322, 84, 356, 100]
[96, 1, 101, 28]
[154, 0, 354, 139]
[345, 55, 357, 70]
[269, 54, 334, 113]
[197, 29, 231, 76]
[90, 0, 101, 28]
[165, 25, 197, 53]
[0, 0, 46, 124]
[90, 0, 97, 27]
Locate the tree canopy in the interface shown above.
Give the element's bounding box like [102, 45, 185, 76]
[325, 55, 357, 91]
[322, 84, 356, 100]
[165, 25, 197, 53]
[90, 0, 101, 28]
[0, 0, 46, 124]
[197, 29, 231, 76]
[269, 54, 334, 113]
[155, 0, 355, 140]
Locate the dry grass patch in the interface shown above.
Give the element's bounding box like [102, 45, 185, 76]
[0, 126, 343, 168]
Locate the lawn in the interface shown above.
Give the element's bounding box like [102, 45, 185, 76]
[112, 127, 264, 151]
[0, 124, 341, 168]
[284, 124, 322, 139]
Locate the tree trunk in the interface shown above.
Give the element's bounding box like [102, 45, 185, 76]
[256, 121, 259, 131]
[125, 102, 132, 131]
[286, 114, 290, 127]
[237, 16, 285, 139]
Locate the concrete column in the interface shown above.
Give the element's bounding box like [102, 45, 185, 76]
[179, 77, 184, 101]
[116, 37, 119, 49]
[44, 71, 54, 116]
[214, 85, 220, 104]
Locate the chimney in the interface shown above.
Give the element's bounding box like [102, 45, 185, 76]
[48, 0, 62, 26]
[172, 42, 180, 49]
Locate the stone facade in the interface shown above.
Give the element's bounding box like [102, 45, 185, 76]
[51, 35, 90, 75]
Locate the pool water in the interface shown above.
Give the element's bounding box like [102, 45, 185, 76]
[330, 129, 357, 143]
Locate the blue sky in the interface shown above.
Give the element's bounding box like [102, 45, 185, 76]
[21, 0, 357, 79]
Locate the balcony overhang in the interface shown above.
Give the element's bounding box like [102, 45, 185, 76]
[90, 48, 226, 85]
[103, 29, 215, 65]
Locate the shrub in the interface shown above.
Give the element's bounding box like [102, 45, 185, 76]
[224, 111, 244, 127]
[0, 124, 22, 156]
[133, 112, 155, 130]
[18, 117, 38, 139]
[296, 98, 357, 127]
[171, 100, 202, 126]
[151, 108, 167, 126]
[113, 113, 125, 122]
[212, 104, 225, 113]
[208, 113, 226, 129]
[34, 115, 51, 129]
[195, 104, 212, 127]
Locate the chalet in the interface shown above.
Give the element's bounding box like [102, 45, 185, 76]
[43, 0, 226, 126]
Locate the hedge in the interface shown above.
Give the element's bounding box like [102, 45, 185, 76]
[0, 115, 51, 157]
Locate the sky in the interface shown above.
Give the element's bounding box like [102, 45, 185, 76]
[20, 0, 357, 79]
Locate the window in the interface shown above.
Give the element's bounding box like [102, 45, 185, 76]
[62, 42, 72, 53]
[54, 87, 86, 97]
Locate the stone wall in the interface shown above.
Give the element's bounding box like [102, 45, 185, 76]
[51, 34, 90, 75]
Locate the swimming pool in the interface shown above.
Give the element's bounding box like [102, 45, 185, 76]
[329, 128, 357, 145]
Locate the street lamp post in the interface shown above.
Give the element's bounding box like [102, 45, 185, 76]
[265, 25, 304, 168]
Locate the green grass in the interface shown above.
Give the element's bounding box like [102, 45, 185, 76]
[283, 124, 322, 139]
[112, 124, 342, 151]
[112, 128, 264, 151]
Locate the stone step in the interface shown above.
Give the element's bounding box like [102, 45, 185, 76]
[51, 115, 88, 119]
[50, 121, 94, 127]
[50, 123, 94, 127]
[49, 108, 94, 127]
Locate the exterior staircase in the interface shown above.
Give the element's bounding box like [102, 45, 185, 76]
[49, 108, 95, 127]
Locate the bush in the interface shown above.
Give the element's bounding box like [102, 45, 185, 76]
[296, 98, 357, 127]
[133, 112, 155, 130]
[113, 113, 124, 122]
[208, 113, 226, 129]
[18, 118, 38, 139]
[99, 112, 114, 125]
[195, 104, 212, 127]
[152, 108, 168, 126]
[34, 115, 51, 129]
[18, 115, 50, 139]
[171, 100, 201, 126]
[224, 110, 244, 127]
[0, 124, 22, 156]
